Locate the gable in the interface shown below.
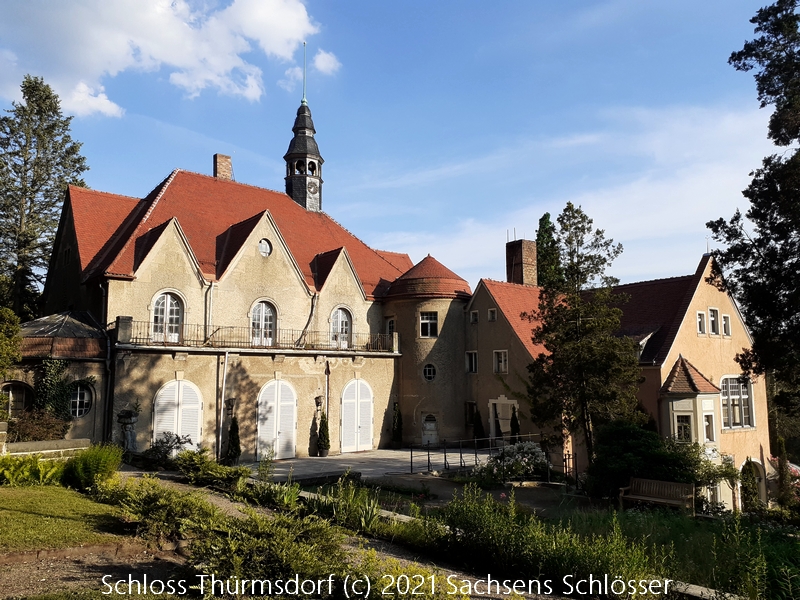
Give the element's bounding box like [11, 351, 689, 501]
[479, 279, 544, 360]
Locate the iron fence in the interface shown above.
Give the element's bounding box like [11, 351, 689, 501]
[126, 321, 394, 353]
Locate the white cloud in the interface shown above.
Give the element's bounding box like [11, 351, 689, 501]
[313, 49, 341, 75]
[278, 66, 304, 93]
[0, 0, 323, 115]
[366, 104, 774, 288]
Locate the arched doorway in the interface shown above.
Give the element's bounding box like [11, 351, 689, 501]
[341, 380, 373, 453]
[153, 380, 203, 451]
[257, 380, 297, 460]
[421, 414, 439, 446]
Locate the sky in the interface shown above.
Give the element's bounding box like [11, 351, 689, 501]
[0, 0, 778, 289]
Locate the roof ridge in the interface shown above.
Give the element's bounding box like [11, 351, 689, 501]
[614, 273, 694, 288]
[69, 185, 141, 202]
[179, 168, 291, 197]
[319, 211, 405, 276]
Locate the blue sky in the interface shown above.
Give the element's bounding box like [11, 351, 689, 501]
[0, 1, 775, 288]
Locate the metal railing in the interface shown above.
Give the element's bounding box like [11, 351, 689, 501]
[409, 433, 571, 486]
[125, 321, 395, 353]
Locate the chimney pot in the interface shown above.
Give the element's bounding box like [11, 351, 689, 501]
[213, 154, 232, 180]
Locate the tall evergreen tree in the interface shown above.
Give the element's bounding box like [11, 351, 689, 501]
[0, 76, 88, 320]
[535, 212, 563, 289]
[527, 202, 642, 463]
[707, 0, 800, 448]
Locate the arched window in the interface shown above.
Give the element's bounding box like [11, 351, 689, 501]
[331, 308, 351, 349]
[1, 382, 34, 415]
[308, 161, 317, 176]
[252, 301, 277, 346]
[153, 292, 183, 343]
[70, 384, 92, 418]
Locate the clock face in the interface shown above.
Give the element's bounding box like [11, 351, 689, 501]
[307, 181, 318, 195]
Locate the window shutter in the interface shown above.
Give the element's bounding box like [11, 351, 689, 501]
[179, 383, 202, 450]
[257, 381, 278, 460]
[341, 381, 358, 452]
[153, 382, 179, 443]
[277, 381, 296, 459]
[357, 381, 373, 451]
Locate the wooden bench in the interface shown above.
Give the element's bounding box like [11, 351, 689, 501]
[619, 477, 695, 515]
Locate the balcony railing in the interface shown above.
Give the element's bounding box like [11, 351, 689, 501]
[122, 320, 395, 353]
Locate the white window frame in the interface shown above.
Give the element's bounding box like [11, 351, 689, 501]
[420, 312, 438, 338]
[709, 308, 720, 335]
[251, 300, 277, 347]
[703, 413, 715, 443]
[696, 311, 706, 335]
[152, 291, 184, 343]
[70, 384, 93, 418]
[331, 307, 352, 349]
[720, 376, 754, 429]
[470, 310, 478, 324]
[488, 308, 497, 322]
[493, 350, 508, 374]
[422, 363, 437, 381]
[466, 351, 478, 374]
[674, 413, 693, 443]
[722, 314, 732, 337]
[386, 317, 395, 336]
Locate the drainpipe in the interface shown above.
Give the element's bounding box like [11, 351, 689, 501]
[98, 282, 114, 442]
[217, 350, 229, 461]
[298, 293, 318, 346]
[325, 360, 330, 416]
[205, 282, 216, 339]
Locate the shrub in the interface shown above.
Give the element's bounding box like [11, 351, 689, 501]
[34, 359, 95, 422]
[94, 475, 223, 546]
[0, 454, 65, 486]
[190, 510, 350, 588]
[62, 444, 123, 491]
[141, 431, 191, 467]
[6, 409, 70, 442]
[174, 447, 250, 490]
[317, 410, 330, 452]
[473, 441, 547, 484]
[391, 402, 403, 445]
[222, 415, 241, 466]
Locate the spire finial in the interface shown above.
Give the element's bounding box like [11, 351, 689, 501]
[301, 41, 307, 106]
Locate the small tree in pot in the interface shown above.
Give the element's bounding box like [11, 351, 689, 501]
[391, 402, 403, 448]
[317, 410, 330, 457]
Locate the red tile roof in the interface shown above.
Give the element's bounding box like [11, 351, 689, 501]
[481, 279, 546, 359]
[386, 255, 471, 300]
[375, 249, 413, 273]
[68, 170, 407, 299]
[662, 356, 720, 394]
[614, 255, 709, 366]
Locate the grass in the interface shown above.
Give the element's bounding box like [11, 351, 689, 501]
[0, 486, 127, 551]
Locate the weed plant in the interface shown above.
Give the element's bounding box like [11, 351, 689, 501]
[173, 447, 250, 491]
[0, 454, 65, 486]
[62, 445, 123, 491]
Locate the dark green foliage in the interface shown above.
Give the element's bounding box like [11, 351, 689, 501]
[0, 76, 88, 320]
[586, 421, 739, 500]
[222, 415, 241, 466]
[34, 358, 94, 423]
[141, 432, 191, 467]
[391, 402, 403, 445]
[510, 405, 520, 443]
[710, 1, 800, 453]
[0, 307, 20, 380]
[6, 409, 70, 442]
[190, 510, 349, 590]
[317, 410, 330, 451]
[174, 447, 250, 490]
[0, 454, 65, 485]
[776, 437, 798, 508]
[527, 203, 643, 462]
[535, 212, 563, 289]
[741, 460, 761, 512]
[62, 445, 123, 491]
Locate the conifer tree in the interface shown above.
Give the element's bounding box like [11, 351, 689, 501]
[527, 203, 642, 463]
[0, 75, 88, 320]
[535, 212, 563, 289]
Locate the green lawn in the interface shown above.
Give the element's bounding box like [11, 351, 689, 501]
[0, 486, 127, 551]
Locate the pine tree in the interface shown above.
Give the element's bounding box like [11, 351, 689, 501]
[527, 202, 642, 463]
[535, 212, 563, 289]
[708, 0, 800, 447]
[0, 75, 88, 320]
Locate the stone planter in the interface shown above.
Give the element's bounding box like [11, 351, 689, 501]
[318, 448, 329, 457]
[117, 410, 139, 453]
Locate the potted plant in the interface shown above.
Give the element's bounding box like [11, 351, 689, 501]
[391, 402, 403, 449]
[317, 410, 330, 457]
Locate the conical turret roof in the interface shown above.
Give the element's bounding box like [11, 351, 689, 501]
[285, 103, 321, 158]
[386, 255, 471, 300]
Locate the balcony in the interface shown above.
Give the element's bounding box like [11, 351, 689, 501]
[115, 319, 397, 354]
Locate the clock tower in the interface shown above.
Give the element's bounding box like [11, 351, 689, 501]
[284, 99, 324, 212]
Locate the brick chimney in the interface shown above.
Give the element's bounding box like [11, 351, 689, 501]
[213, 154, 232, 180]
[506, 239, 537, 286]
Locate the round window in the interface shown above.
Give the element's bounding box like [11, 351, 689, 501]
[422, 364, 436, 381]
[258, 238, 273, 257]
[70, 385, 92, 418]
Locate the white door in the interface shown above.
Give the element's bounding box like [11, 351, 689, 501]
[257, 380, 296, 460]
[341, 380, 373, 453]
[421, 414, 439, 446]
[153, 380, 203, 451]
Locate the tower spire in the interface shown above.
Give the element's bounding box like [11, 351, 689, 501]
[302, 41, 307, 106]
